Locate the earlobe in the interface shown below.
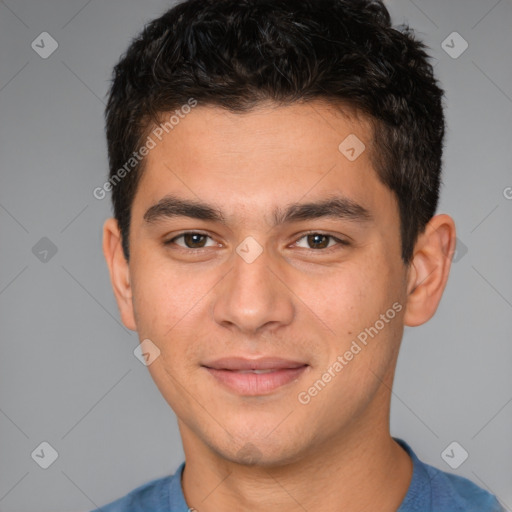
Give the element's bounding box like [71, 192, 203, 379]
[403, 214, 457, 327]
[102, 218, 137, 331]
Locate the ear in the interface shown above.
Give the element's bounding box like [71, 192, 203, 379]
[403, 214, 457, 327]
[102, 218, 137, 331]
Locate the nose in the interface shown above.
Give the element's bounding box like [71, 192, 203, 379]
[212, 242, 295, 336]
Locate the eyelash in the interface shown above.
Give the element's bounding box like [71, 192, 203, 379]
[163, 231, 351, 253]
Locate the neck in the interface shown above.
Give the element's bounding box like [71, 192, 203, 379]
[180, 415, 412, 511]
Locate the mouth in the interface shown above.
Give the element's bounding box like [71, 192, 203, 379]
[202, 357, 309, 396]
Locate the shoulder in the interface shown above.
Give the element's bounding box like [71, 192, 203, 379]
[394, 438, 505, 512]
[396, 438, 504, 512]
[426, 463, 505, 512]
[92, 474, 173, 512]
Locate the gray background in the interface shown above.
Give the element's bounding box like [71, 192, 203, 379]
[0, 0, 511, 510]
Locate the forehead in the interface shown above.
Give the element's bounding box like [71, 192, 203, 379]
[145, 100, 372, 166]
[132, 100, 395, 226]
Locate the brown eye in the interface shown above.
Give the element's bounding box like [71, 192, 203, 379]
[182, 233, 208, 248]
[165, 232, 216, 249]
[306, 234, 330, 249]
[294, 233, 349, 250]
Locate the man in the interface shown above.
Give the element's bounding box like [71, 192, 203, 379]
[98, 0, 504, 510]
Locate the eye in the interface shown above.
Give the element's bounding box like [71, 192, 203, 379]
[293, 233, 350, 251]
[164, 231, 350, 253]
[165, 232, 218, 250]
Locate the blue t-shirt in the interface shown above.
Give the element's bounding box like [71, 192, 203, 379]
[94, 438, 504, 511]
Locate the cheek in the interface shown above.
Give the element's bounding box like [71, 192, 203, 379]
[130, 254, 202, 333]
[130, 255, 214, 372]
[300, 262, 387, 337]
[307, 256, 403, 372]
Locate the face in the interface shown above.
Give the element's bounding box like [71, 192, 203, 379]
[111, 101, 414, 466]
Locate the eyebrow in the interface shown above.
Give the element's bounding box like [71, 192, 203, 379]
[143, 194, 373, 227]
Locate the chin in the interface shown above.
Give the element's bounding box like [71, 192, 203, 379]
[210, 434, 308, 469]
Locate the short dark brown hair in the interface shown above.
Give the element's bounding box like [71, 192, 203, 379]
[105, 0, 445, 264]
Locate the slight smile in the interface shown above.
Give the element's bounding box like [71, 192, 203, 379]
[202, 357, 310, 396]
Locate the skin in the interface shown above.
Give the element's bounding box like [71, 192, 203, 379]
[103, 100, 456, 511]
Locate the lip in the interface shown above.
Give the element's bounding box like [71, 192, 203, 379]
[202, 356, 307, 371]
[202, 357, 309, 396]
